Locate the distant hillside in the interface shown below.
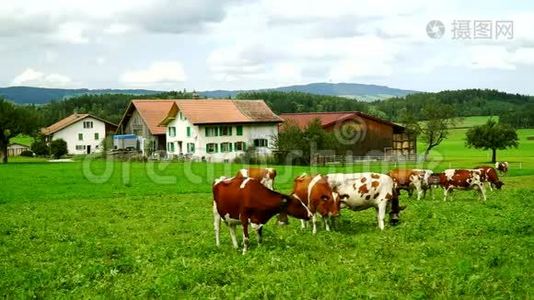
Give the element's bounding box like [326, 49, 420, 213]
[201, 82, 417, 101]
[0, 86, 161, 104]
[0, 83, 417, 104]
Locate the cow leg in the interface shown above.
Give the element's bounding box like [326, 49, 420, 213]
[242, 222, 250, 255]
[251, 223, 263, 244]
[478, 184, 487, 201]
[301, 219, 307, 229]
[323, 216, 331, 232]
[228, 224, 239, 249]
[377, 201, 387, 230]
[213, 202, 221, 247]
[413, 181, 423, 200]
[312, 214, 317, 234]
[487, 182, 493, 192]
[443, 187, 451, 201]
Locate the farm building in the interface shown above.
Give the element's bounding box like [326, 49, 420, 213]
[159, 100, 283, 162]
[279, 111, 416, 160]
[41, 113, 118, 155]
[7, 143, 30, 156]
[117, 99, 282, 161]
[116, 100, 176, 153]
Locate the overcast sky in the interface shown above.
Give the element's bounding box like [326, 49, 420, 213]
[1, 0, 533, 94]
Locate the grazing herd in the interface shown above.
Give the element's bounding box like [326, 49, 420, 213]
[212, 162, 509, 254]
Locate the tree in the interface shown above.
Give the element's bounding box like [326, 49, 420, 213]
[419, 101, 458, 161]
[31, 135, 50, 156]
[0, 98, 41, 163]
[466, 120, 518, 163]
[50, 139, 68, 159]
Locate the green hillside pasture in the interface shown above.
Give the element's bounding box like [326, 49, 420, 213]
[420, 129, 534, 168]
[0, 160, 533, 298]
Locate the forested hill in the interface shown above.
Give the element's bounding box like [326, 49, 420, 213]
[373, 89, 534, 120]
[0, 82, 416, 104]
[0, 86, 161, 105]
[9, 88, 534, 129]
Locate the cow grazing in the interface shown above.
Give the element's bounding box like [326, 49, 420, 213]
[388, 169, 424, 200]
[495, 162, 509, 174]
[428, 169, 486, 201]
[327, 173, 402, 230]
[213, 176, 312, 254]
[235, 167, 277, 190]
[412, 169, 435, 199]
[290, 174, 341, 234]
[475, 166, 504, 191]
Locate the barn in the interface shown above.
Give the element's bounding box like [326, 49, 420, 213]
[279, 111, 416, 160]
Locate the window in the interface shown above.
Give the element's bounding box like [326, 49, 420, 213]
[236, 125, 243, 136]
[75, 145, 86, 150]
[254, 138, 268, 147]
[187, 143, 195, 153]
[78, 133, 83, 141]
[220, 142, 232, 152]
[167, 142, 175, 152]
[94, 133, 99, 140]
[168, 127, 176, 137]
[83, 121, 93, 129]
[206, 143, 218, 153]
[186, 127, 191, 137]
[205, 127, 218, 137]
[234, 142, 246, 151]
[219, 126, 232, 136]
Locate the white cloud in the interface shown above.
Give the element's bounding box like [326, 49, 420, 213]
[120, 61, 187, 86]
[11, 68, 72, 87]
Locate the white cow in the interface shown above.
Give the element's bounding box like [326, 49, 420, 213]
[327, 173, 401, 230]
[412, 169, 435, 199]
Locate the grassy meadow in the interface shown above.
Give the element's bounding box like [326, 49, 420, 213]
[1, 117, 533, 298]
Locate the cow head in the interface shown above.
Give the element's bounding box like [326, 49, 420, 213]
[285, 194, 312, 220]
[388, 190, 404, 225]
[314, 181, 341, 218]
[493, 180, 504, 189]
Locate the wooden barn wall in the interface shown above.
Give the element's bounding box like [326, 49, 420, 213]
[326, 117, 394, 156]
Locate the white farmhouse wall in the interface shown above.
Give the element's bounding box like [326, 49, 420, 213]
[51, 117, 106, 155]
[165, 112, 278, 162]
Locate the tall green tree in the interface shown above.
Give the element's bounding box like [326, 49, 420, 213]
[465, 119, 518, 163]
[419, 101, 458, 161]
[0, 98, 41, 163]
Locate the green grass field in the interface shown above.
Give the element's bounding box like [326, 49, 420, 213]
[1, 120, 533, 298]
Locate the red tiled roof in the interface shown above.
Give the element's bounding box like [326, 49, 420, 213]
[42, 113, 117, 135]
[174, 100, 283, 124]
[130, 100, 176, 135]
[279, 111, 403, 130]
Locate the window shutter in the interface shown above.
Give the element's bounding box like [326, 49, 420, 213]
[205, 127, 208, 136]
[229, 127, 232, 136]
[229, 143, 233, 152]
[236, 126, 243, 136]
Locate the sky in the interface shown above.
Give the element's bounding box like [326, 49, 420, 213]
[1, 0, 533, 94]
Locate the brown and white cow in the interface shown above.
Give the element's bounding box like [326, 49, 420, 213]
[475, 166, 504, 191]
[235, 167, 277, 190]
[412, 169, 435, 199]
[213, 176, 313, 254]
[428, 169, 486, 201]
[388, 169, 424, 200]
[495, 162, 509, 174]
[290, 174, 341, 234]
[327, 173, 402, 230]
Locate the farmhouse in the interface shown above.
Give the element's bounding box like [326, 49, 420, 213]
[159, 100, 283, 162]
[116, 99, 282, 161]
[7, 143, 30, 156]
[42, 113, 118, 155]
[280, 111, 416, 159]
[116, 100, 176, 153]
